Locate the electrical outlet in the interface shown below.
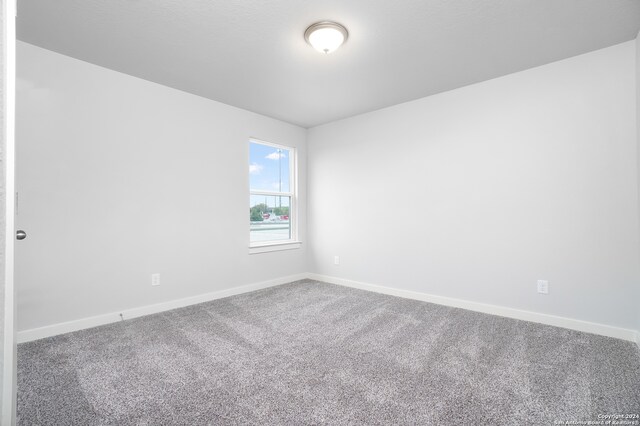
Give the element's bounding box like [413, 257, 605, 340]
[537, 280, 549, 294]
[334, 256, 340, 265]
[151, 273, 160, 286]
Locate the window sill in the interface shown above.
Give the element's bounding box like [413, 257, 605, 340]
[249, 241, 302, 254]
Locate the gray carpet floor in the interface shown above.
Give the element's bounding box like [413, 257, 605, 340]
[17, 280, 640, 425]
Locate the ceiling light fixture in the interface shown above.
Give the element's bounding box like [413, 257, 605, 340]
[304, 21, 348, 54]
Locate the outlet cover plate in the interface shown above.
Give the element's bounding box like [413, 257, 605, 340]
[537, 279, 549, 294]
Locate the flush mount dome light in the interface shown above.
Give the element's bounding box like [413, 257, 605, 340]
[304, 21, 348, 54]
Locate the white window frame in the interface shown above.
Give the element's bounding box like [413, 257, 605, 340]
[249, 138, 300, 254]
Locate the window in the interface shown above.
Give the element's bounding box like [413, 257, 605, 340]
[249, 139, 299, 252]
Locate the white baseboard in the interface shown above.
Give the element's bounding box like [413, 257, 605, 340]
[308, 273, 640, 344]
[17, 273, 308, 343]
[17, 272, 640, 348]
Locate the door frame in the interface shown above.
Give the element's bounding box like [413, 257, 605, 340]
[2, 0, 17, 424]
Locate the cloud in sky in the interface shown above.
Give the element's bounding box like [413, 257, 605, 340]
[249, 163, 263, 174]
[265, 151, 286, 160]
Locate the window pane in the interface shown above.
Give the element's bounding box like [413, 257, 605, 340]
[249, 142, 290, 193]
[249, 195, 291, 243]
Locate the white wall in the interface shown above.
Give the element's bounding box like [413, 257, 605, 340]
[16, 42, 308, 331]
[308, 41, 639, 330]
[636, 31, 640, 336]
[15, 38, 640, 337]
[0, 0, 5, 414]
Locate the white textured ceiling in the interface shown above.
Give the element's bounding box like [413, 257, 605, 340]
[17, 0, 640, 128]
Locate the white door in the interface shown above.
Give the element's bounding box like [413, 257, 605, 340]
[2, 0, 18, 424]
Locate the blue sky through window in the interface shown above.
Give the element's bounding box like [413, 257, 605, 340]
[249, 142, 290, 193]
